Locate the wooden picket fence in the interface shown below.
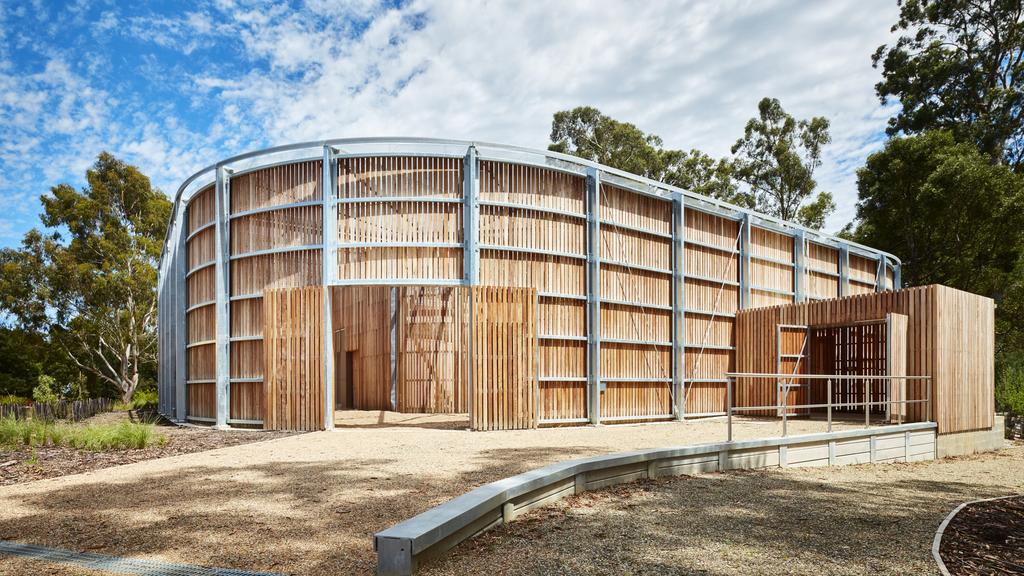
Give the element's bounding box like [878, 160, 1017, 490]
[0, 398, 115, 422]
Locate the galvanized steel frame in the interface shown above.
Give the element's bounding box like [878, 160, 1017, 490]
[158, 137, 903, 430]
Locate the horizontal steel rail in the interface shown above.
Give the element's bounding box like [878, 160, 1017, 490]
[685, 237, 740, 255]
[599, 219, 673, 239]
[685, 273, 740, 287]
[600, 259, 672, 275]
[750, 253, 796, 268]
[185, 260, 216, 278]
[600, 298, 672, 311]
[479, 200, 586, 220]
[185, 221, 216, 242]
[538, 376, 588, 382]
[337, 242, 463, 249]
[229, 244, 321, 260]
[185, 300, 216, 313]
[479, 244, 587, 261]
[334, 195, 463, 205]
[229, 200, 323, 220]
[750, 285, 796, 297]
[538, 334, 588, 341]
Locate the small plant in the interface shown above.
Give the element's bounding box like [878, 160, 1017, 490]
[0, 395, 29, 406]
[0, 417, 165, 451]
[32, 375, 59, 404]
[996, 362, 1024, 417]
[131, 388, 158, 410]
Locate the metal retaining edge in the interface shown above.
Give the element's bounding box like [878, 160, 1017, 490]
[374, 422, 936, 575]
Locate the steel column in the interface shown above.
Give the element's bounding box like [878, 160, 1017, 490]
[174, 219, 187, 421]
[586, 168, 602, 425]
[894, 263, 902, 290]
[322, 146, 335, 429]
[463, 146, 480, 286]
[671, 197, 685, 420]
[739, 213, 751, 309]
[839, 243, 850, 297]
[213, 166, 231, 429]
[793, 229, 805, 303]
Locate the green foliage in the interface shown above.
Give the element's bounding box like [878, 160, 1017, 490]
[850, 130, 1024, 353]
[549, 102, 836, 229]
[129, 388, 158, 410]
[0, 395, 28, 406]
[115, 388, 158, 411]
[0, 153, 170, 403]
[548, 106, 751, 206]
[873, 0, 1024, 167]
[0, 417, 165, 451]
[731, 97, 834, 228]
[996, 357, 1024, 416]
[32, 375, 59, 404]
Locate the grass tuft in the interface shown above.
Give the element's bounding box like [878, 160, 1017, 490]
[0, 417, 166, 451]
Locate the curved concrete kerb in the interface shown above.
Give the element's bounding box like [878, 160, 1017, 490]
[374, 422, 936, 576]
[931, 494, 1022, 576]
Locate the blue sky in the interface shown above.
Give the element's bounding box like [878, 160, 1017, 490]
[0, 0, 900, 247]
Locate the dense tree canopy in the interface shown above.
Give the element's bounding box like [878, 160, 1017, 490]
[873, 0, 1024, 168]
[731, 97, 835, 229]
[549, 103, 836, 226]
[849, 130, 1024, 352]
[0, 153, 170, 402]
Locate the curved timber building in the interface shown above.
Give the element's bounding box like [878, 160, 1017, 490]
[157, 138, 903, 431]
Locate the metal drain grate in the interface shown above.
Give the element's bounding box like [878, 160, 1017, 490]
[0, 540, 285, 576]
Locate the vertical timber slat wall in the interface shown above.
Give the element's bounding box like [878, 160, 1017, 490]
[162, 142, 906, 431]
[735, 285, 994, 434]
[470, 286, 538, 430]
[263, 286, 325, 431]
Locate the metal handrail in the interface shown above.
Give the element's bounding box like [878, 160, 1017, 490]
[723, 372, 932, 442]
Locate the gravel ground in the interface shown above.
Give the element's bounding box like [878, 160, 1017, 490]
[426, 444, 1024, 576]
[0, 411, 1010, 575]
[0, 412, 299, 486]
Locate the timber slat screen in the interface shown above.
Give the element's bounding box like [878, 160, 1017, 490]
[735, 285, 994, 434]
[470, 286, 538, 430]
[263, 286, 325, 431]
[162, 140, 908, 432]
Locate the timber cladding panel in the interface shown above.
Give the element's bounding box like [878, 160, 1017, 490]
[470, 286, 538, 430]
[263, 286, 325, 431]
[735, 285, 994, 435]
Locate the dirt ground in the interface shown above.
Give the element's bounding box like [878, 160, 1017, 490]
[427, 444, 1024, 576]
[0, 411, 298, 486]
[0, 411, 1016, 575]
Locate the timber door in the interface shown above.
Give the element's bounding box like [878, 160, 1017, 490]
[776, 324, 809, 415]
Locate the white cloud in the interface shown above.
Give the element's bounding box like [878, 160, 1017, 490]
[0, 0, 902, 247]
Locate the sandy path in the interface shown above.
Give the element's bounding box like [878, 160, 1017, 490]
[0, 411, 960, 575]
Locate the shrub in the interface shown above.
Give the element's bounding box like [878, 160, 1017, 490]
[32, 375, 59, 404]
[996, 362, 1024, 417]
[130, 389, 158, 410]
[0, 395, 29, 406]
[0, 417, 165, 451]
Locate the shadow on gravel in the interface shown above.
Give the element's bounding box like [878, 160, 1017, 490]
[0, 445, 591, 576]
[422, 451, 1024, 576]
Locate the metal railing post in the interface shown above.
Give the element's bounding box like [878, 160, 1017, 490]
[726, 376, 733, 442]
[826, 378, 832, 433]
[781, 379, 788, 437]
[864, 378, 870, 428]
